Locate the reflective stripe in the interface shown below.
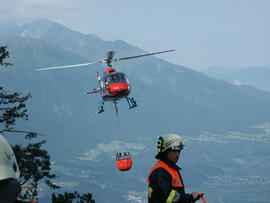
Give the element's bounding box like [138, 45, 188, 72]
[146, 160, 183, 187]
[166, 189, 176, 203]
[148, 187, 153, 199]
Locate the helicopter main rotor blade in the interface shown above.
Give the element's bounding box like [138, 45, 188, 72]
[114, 49, 175, 61]
[35, 49, 175, 71]
[36, 61, 102, 71]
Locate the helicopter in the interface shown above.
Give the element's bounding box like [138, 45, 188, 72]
[36, 49, 175, 115]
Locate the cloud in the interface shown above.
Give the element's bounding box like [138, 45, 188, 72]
[0, 0, 79, 23]
[233, 80, 242, 86]
[1, 0, 270, 68]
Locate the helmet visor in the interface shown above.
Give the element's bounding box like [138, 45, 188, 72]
[171, 145, 184, 151]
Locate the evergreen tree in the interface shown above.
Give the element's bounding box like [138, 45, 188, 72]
[1, 45, 95, 202]
[52, 191, 95, 203]
[1, 45, 59, 201]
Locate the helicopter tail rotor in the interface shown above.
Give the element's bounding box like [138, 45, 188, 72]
[107, 51, 114, 60]
[105, 51, 115, 67]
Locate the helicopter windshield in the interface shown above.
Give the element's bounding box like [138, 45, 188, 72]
[104, 72, 129, 84]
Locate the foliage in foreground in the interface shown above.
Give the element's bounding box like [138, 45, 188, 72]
[52, 191, 95, 203]
[1, 45, 95, 202]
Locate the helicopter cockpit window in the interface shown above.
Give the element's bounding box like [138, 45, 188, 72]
[105, 73, 128, 84]
[106, 76, 111, 83]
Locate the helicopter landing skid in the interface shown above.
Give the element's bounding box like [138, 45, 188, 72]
[98, 101, 105, 114]
[98, 108, 104, 114]
[126, 97, 137, 109]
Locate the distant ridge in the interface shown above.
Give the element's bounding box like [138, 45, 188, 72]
[1, 19, 270, 203]
[201, 66, 270, 92]
[1, 19, 270, 135]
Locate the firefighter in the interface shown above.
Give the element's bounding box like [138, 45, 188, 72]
[0, 134, 21, 203]
[146, 134, 204, 203]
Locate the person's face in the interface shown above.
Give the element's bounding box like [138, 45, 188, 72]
[166, 150, 180, 163]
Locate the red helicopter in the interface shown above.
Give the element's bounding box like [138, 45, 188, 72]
[36, 49, 175, 115]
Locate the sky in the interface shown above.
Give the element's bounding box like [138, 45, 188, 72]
[0, 0, 269, 70]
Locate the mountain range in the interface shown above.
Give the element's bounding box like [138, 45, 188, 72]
[200, 66, 270, 93]
[1, 19, 270, 202]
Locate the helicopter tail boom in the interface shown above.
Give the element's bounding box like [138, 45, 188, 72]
[87, 88, 101, 94]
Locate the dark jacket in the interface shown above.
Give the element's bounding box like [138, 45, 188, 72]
[147, 158, 194, 203]
[0, 178, 21, 203]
